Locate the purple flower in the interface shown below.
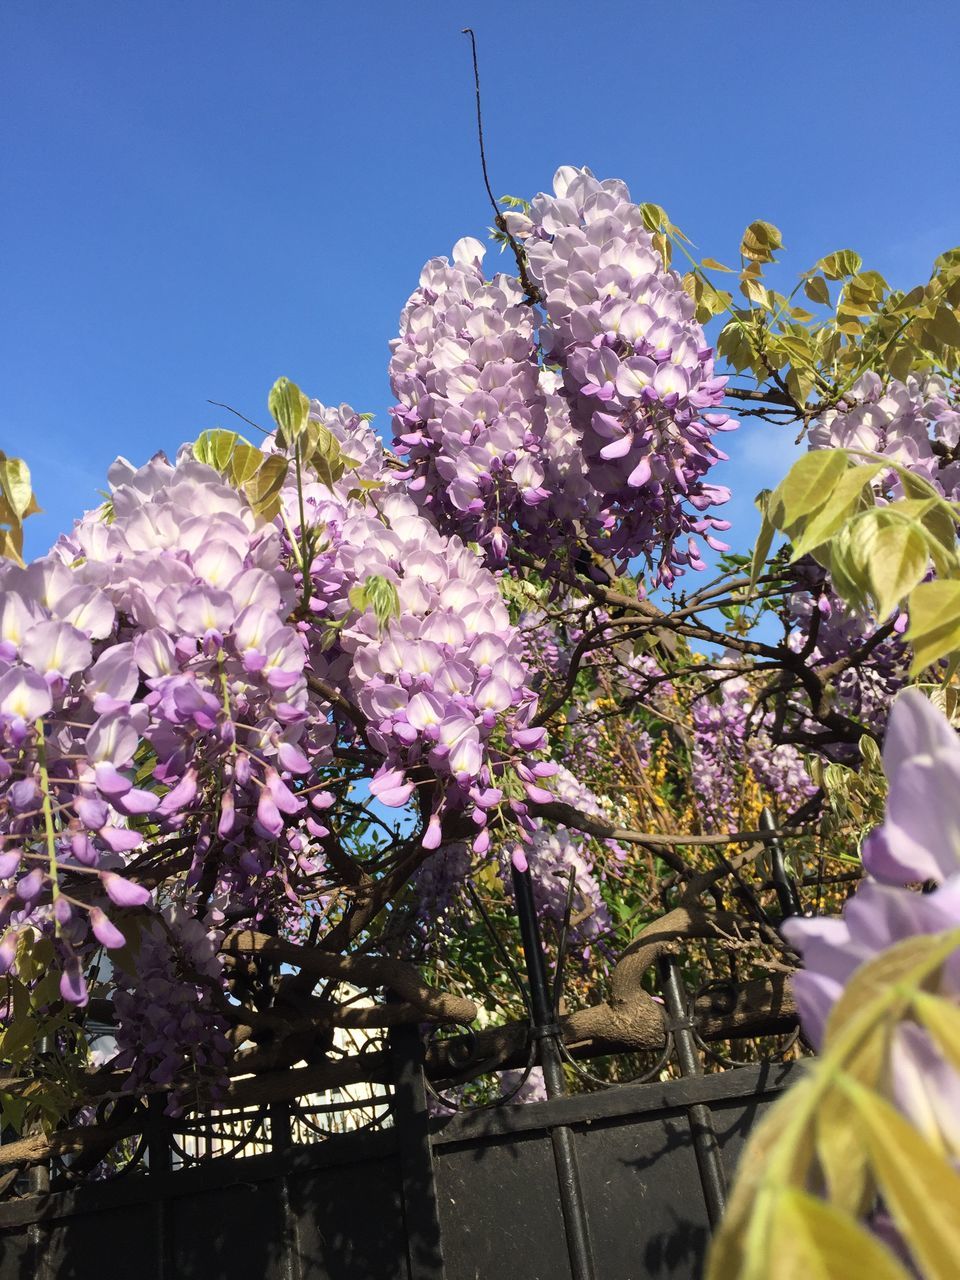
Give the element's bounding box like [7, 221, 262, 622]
[860, 690, 960, 885]
[101, 871, 152, 907]
[783, 690, 960, 1154]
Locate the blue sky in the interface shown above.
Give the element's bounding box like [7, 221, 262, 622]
[3, 0, 959, 560]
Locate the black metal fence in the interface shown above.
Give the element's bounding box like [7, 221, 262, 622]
[0, 1046, 796, 1280]
[0, 856, 806, 1279]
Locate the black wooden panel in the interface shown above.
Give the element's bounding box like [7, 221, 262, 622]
[435, 1132, 572, 1280]
[291, 1156, 409, 1280]
[712, 1089, 780, 1178]
[32, 1201, 158, 1280]
[0, 1226, 39, 1280]
[167, 1179, 287, 1279]
[575, 1113, 709, 1279]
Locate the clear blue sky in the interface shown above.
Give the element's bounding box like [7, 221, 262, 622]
[3, 0, 958, 560]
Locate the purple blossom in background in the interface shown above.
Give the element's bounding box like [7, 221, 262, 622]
[810, 371, 960, 501]
[691, 667, 816, 830]
[785, 371, 960, 749]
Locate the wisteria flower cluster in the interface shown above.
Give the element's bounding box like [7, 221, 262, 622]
[515, 166, 737, 584]
[810, 370, 960, 500]
[691, 670, 817, 830]
[112, 906, 232, 1115]
[389, 237, 548, 564]
[391, 167, 737, 587]
[0, 397, 555, 1112]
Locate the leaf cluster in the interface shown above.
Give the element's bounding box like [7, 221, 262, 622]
[0, 451, 42, 566]
[708, 929, 960, 1280]
[752, 448, 960, 673]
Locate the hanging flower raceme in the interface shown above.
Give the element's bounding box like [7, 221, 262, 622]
[390, 169, 736, 587]
[690, 668, 817, 831]
[511, 165, 737, 585]
[782, 689, 960, 1157]
[314, 480, 553, 853]
[389, 237, 549, 564]
[0, 440, 348, 1018]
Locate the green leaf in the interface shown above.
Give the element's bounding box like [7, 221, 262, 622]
[771, 1189, 913, 1280]
[913, 991, 960, 1079]
[846, 511, 929, 620]
[717, 319, 758, 372]
[925, 304, 960, 349]
[740, 220, 783, 264]
[639, 202, 668, 232]
[840, 1077, 960, 1280]
[304, 422, 346, 490]
[706, 1077, 820, 1280]
[701, 257, 733, 273]
[0, 453, 33, 519]
[813, 1096, 872, 1217]
[843, 271, 888, 313]
[803, 275, 831, 305]
[740, 276, 771, 308]
[229, 441, 264, 487]
[244, 454, 288, 521]
[789, 463, 881, 560]
[769, 450, 850, 533]
[268, 377, 311, 449]
[817, 250, 863, 281]
[906, 580, 960, 674]
[0, 527, 24, 566]
[194, 429, 240, 471]
[785, 365, 816, 410]
[748, 490, 776, 591]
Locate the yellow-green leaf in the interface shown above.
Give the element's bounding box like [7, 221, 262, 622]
[306, 423, 345, 490]
[229, 441, 264, 487]
[906, 580, 960, 674]
[804, 275, 831, 305]
[639, 202, 668, 232]
[244, 454, 288, 521]
[771, 1188, 913, 1280]
[913, 991, 960, 1077]
[194, 428, 240, 471]
[268, 377, 310, 449]
[748, 490, 776, 591]
[741, 220, 783, 264]
[0, 526, 24, 566]
[814, 1086, 872, 1216]
[701, 257, 733, 273]
[770, 450, 850, 533]
[740, 275, 771, 308]
[926, 304, 960, 349]
[717, 320, 758, 372]
[817, 250, 863, 281]
[0, 454, 33, 520]
[846, 511, 929, 621]
[789, 464, 881, 560]
[841, 1077, 960, 1280]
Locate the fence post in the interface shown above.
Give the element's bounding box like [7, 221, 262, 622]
[389, 1023, 446, 1280]
[658, 955, 727, 1227]
[760, 807, 802, 918]
[512, 863, 597, 1280]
